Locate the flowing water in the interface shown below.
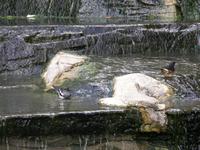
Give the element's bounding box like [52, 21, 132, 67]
[0, 29, 200, 149]
[1, 54, 200, 116]
[1, 53, 200, 149]
[0, 16, 179, 26]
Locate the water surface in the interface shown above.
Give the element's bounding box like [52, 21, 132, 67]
[0, 55, 200, 115]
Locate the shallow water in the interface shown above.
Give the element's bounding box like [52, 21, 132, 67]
[0, 135, 170, 150]
[1, 54, 200, 149]
[0, 16, 177, 26]
[0, 54, 200, 116]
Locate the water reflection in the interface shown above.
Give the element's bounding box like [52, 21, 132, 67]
[1, 134, 200, 150]
[0, 135, 170, 150]
[0, 16, 182, 26]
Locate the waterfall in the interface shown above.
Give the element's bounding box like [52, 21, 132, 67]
[0, 0, 81, 17]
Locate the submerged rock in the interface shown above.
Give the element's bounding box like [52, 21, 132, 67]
[99, 73, 173, 133]
[42, 52, 87, 90]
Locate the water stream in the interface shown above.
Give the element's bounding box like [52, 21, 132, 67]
[0, 22, 200, 149]
[0, 54, 200, 115]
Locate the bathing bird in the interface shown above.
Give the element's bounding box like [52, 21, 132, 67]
[52, 86, 71, 99]
[161, 62, 176, 78]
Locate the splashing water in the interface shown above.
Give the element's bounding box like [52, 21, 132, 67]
[0, 54, 200, 115]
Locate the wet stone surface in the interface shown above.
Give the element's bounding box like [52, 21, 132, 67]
[0, 134, 172, 150]
[0, 109, 140, 136]
[0, 55, 200, 138]
[0, 23, 199, 76]
[0, 0, 175, 19]
[0, 24, 200, 147]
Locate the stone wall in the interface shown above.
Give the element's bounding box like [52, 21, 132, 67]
[0, 0, 199, 21]
[0, 0, 176, 20]
[0, 0, 81, 17]
[79, 0, 177, 19]
[177, 0, 200, 21]
[0, 109, 140, 136]
[0, 23, 199, 76]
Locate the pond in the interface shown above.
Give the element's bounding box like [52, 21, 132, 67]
[1, 54, 200, 116]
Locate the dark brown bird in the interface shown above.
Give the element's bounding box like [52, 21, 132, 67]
[161, 62, 176, 78]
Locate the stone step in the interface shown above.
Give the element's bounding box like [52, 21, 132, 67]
[0, 23, 199, 76]
[0, 109, 140, 136]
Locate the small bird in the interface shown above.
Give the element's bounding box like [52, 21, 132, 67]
[161, 62, 176, 78]
[52, 86, 71, 99]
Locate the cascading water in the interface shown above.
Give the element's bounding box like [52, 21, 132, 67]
[0, 0, 81, 17]
[0, 17, 200, 150]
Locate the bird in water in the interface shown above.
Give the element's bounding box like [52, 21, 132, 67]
[160, 62, 176, 78]
[52, 86, 71, 99]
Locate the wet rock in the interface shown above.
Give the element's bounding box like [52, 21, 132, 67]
[2, 37, 34, 61]
[0, 36, 36, 73]
[42, 52, 87, 90]
[165, 74, 200, 98]
[140, 0, 160, 6]
[0, 0, 80, 17]
[29, 31, 83, 43]
[79, 0, 106, 17]
[0, 36, 47, 75]
[140, 107, 167, 133]
[0, 109, 139, 136]
[99, 73, 173, 132]
[177, 0, 200, 21]
[79, 0, 176, 19]
[165, 0, 177, 5]
[0, 0, 198, 21]
[0, 23, 199, 75]
[167, 109, 200, 147]
[99, 73, 173, 108]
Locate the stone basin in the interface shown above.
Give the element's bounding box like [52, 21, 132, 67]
[1, 56, 200, 139]
[0, 23, 200, 149]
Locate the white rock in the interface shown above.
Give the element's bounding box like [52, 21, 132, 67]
[42, 52, 87, 89]
[99, 73, 173, 109]
[99, 73, 173, 133]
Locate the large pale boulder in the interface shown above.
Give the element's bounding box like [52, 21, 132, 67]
[99, 73, 173, 133]
[165, 0, 176, 5]
[42, 52, 87, 90]
[99, 73, 173, 109]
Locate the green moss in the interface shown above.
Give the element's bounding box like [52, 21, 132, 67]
[78, 62, 98, 79]
[0, 16, 18, 20]
[147, 14, 157, 20]
[61, 61, 98, 88]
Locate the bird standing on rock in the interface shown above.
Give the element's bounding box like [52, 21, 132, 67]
[161, 62, 176, 78]
[52, 86, 71, 99]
